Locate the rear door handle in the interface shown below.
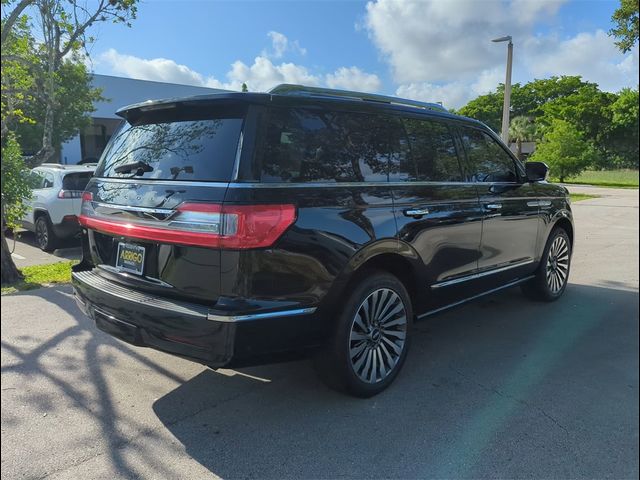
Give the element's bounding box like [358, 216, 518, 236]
[485, 203, 502, 211]
[404, 208, 430, 218]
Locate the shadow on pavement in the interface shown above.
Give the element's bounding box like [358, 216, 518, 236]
[1, 283, 637, 478]
[152, 283, 639, 479]
[1, 285, 189, 478]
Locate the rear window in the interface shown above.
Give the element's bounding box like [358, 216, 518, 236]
[62, 172, 93, 191]
[95, 116, 243, 182]
[258, 107, 407, 183]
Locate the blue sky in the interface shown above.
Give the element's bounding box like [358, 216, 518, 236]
[90, 0, 639, 108]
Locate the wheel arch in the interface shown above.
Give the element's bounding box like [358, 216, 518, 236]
[321, 240, 424, 319]
[550, 210, 574, 247]
[33, 209, 50, 222]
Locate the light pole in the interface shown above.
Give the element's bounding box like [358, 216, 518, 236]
[492, 35, 513, 144]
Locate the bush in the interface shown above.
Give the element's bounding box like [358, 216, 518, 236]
[529, 119, 595, 182]
[1, 134, 32, 228]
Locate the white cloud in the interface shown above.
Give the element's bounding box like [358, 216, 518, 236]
[523, 30, 639, 92]
[98, 48, 381, 94]
[366, 0, 638, 108]
[365, 0, 567, 84]
[326, 66, 381, 92]
[99, 48, 210, 86]
[264, 31, 307, 59]
[395, 67, 504, 109]
[218, 56, 320, 91]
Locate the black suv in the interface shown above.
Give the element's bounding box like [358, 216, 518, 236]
[72, 84, 574, 397]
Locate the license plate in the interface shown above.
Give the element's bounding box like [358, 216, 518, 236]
[116, 242, 145, 275]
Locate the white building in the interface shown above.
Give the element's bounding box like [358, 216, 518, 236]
[60, 74, 226, 164]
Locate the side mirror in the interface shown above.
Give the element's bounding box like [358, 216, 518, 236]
[525, 161, 549, 182]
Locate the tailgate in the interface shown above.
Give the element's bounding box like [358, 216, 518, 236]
[81, 179, 229, 304]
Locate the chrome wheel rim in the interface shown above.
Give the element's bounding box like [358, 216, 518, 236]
[546, 235, 570, 294]
[36, 220, 48, 249]
[349, 288, 407, 384]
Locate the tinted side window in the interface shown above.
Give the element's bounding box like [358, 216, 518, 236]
[259, 108, 406, 183]
[397, 118, 462, 182]
[460, 127, 518, 182]
[42, 172, 55, 188]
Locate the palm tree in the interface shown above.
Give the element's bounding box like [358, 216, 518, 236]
[509, 116, 537, 162]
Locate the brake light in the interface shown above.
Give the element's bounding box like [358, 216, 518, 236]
[57, 189, 83, 199]
[78, 201, 296, 249]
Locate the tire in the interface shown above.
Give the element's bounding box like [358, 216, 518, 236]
[35, 215, 57, 252]
[521, 227, 571, 302]
[315, 271, 413, 397]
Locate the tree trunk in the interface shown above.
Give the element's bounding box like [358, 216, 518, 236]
[517, 138, 523, 162]
[0, 204, 22, 285]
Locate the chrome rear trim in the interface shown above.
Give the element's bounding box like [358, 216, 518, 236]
[207, 307, 317, 323]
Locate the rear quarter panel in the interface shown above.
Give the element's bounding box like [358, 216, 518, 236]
[221, 184, 398, 312]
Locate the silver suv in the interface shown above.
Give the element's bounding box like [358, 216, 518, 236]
[22, 163, 96, 251]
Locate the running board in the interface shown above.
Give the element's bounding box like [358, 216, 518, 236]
[418, 276, 535, 319]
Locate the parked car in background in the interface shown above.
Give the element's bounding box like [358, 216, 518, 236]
[72, 85, 573, 397]
[22, 163, 96, 251]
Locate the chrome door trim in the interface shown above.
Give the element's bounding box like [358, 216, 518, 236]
[420, 276, 536, 318]
[431, 259, 535, 289]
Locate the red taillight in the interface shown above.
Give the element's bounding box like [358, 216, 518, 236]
[82, 192, 93, 202]
[78, 201, 296, 249]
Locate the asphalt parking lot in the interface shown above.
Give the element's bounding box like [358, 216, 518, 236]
[7, 230, 81, 268]
[1, 186, 638, 479]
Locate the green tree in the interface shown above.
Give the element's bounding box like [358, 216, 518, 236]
[509, 116, 537, 161]
[29, 0, 138, 163]
[15, 60, 104, 159]
[457, 90, 503, 132]
[241, 82, 248, 92]
[605, 88, 639, 168]
[539, 84, 617, 167]
[457, 76, 594, 134]
[1, 0, 137, 284]
[610, 0, 639, 53]
[513, 76, 593, 117]
[529, 119, 594, 182]
[1, 10, 37, 142]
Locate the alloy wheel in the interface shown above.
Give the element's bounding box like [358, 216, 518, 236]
[546, 235, 570, 293]
[348, 288, 407, 384]
[36, 219, 49, 250]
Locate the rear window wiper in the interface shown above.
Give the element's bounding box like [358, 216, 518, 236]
[113, 161, 154, 175]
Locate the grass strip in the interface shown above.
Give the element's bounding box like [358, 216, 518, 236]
[1, 261, 76, 295]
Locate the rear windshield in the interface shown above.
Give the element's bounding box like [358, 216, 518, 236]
[62, 172, 93, 191]
[95, 115, 243, 182]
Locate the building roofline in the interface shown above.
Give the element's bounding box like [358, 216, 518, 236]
[90, 73, 231, 92]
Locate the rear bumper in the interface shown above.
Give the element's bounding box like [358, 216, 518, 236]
[72, 270, 323, 368]
[52, 215, 81, 238]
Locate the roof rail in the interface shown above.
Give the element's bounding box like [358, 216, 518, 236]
[269, 84, 448, 112]
[40, 163, 65, 169]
